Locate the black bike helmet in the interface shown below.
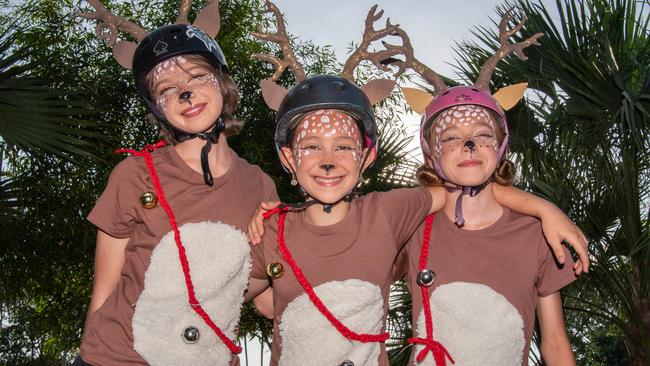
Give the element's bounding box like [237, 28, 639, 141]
[132, 23, 228, 121]
[275, 75, 379, 150]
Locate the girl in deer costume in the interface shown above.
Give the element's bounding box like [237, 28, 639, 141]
[75, 1, 276, 365]
[391, 11, 582, 366]
[245, 3, 587, 366]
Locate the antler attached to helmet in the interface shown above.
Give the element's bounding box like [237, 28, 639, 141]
[176, 0, 193, 24]
[382, 27, 448, 97]
[79, 0, 222, 69]
[251, 0, 306, 82]
[474, 9, 543, 91]
[340, 5, 401, 81]
[78, 0, 148, 46]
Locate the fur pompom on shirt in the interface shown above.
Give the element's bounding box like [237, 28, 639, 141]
[133, 221, 251, 366]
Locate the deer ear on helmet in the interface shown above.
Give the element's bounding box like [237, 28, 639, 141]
[401, 87, 434, 114]
[193, 0, 221, 37]
[112, 41, 138, 69]
[260, 78, 288, 111]
[361, 79, 395, 105]
[492, 82, 528, 111]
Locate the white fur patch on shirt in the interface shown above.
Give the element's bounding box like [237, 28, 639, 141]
[414, 282, 525, 366]
[132, 221, 251, 366]
[279, 279, 384, 366]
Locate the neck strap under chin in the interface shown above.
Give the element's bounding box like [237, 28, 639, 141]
[442, 179, 491, 227]
[170, 117, 226, 186]
[291, 191, 355, 213]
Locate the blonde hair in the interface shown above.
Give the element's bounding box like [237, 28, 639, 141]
[143, 54, 243, 143]
[417, 108, 514, 187]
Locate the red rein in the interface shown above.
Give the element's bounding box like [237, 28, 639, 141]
[265, 206, 389, 343]
[116, 141, 242, 354]
[407, 214, 454, 365]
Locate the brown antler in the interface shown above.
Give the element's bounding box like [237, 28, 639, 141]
[78, 0, 148, 46]
[251, 1, 306, 82]
[381, 27, 448, 96]
[176, 0, 193, 24]
[474, 9, 544, 91]
[341, 5, 402, 81]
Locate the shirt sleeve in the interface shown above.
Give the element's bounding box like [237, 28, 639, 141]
[377, 187, 432, 249]
[536, 235, 577, 296]
[262, 174, 279, 202]
[87, 157, 141, 238]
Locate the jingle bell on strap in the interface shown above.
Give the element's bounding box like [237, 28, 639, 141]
[266, 262, 284, 279]
[140, 192, 158, 209]
[182, 326, 200, 344]
[417, 269, 436, 287]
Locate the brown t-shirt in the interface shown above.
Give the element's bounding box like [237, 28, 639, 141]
[401, 208, 576, 366]
[80, 146, 277, 366]
[250, 188, 432, 366]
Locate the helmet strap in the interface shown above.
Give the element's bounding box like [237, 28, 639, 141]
[170, 116, 226, 186]
[442, 178, 491, 227]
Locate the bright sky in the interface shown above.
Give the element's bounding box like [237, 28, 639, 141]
[244, 3, 557, 364]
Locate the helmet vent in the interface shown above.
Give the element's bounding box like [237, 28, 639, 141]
[300, 84, 312, 93]
[332, 81, 346, 90]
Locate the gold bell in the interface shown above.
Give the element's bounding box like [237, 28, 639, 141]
[140, 192, 158, 209]
[266, 262, 284, 279]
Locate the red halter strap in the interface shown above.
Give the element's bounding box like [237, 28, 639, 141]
[264, 207, 390, 343]
[115, 140, 242, 354]
[407, 214, 454, 365]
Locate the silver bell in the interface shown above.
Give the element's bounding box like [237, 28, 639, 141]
[182, 326, 200, 344]
[339, 360, 354, 366]
[416, 269, 436, 287]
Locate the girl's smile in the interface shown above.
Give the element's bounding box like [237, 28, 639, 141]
[181, 102, 207, 118]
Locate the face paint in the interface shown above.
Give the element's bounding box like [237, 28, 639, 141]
[291, 109, 362, 168]
[152, 56, 220, 114]
[432, 105, 499, 160]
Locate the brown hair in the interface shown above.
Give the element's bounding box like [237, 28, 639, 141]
[143, 54, 243, 143]
[416, 108, 515, 187]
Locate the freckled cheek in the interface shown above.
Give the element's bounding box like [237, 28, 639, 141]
[475, 137, 499, 151]
[438, 141, 461, 158]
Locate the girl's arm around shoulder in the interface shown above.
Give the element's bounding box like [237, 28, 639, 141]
[492, 184, 589, 275]
[537, 292, 576, 366]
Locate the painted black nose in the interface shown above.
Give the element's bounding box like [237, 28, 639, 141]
[179, 91, 192, 102]
[464, 140, 476, 150]
[321, 163, 335, 172]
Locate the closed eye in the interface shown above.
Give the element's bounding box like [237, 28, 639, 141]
[440, 136, 460, 143]
[188, 73, 208, 83]
[158, 86, 177, 97]
[477, 133, 494, 138]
